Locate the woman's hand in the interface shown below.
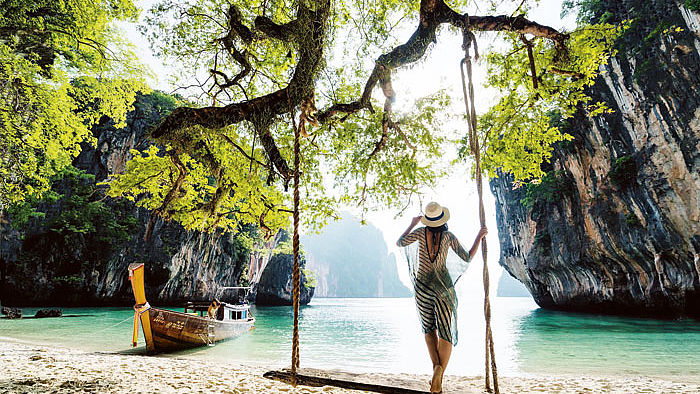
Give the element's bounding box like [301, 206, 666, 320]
[398, 215, 423, 246]
[477, 226, 488, 240]
[468, 226, 489, 259]
[411, 215, 422, 227]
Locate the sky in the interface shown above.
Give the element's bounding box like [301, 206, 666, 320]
[120, 0, 577, 295]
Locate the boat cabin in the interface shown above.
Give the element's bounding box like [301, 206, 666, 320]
[224, 304, 249, 321]
[184, 301, 250, 322]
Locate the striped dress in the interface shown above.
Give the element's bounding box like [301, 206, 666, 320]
[397, 227, 471, 345]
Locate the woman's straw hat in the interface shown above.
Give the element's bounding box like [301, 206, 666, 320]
[421, 202, 450, 227]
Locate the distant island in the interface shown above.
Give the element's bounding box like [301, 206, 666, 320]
[302, 214, 412, 298]
[497, 271, 531, 297]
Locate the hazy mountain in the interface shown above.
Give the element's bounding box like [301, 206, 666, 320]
[497, 270, 531, 297]
[302, 214, 411, 298]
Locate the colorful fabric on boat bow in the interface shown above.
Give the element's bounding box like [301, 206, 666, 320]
[132, 302, 151, 347]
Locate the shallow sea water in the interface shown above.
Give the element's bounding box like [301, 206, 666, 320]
[2, 297, 700, 381]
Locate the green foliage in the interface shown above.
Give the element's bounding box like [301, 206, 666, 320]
[302, 268, 317, 288]
[471, 21, 628, 183]
[106, 88, 452, 234]
[686, 0, 700, 11]
[562, 0, 606, 23]
[11, 166, 138, 246]
[8, 165, 138, 293]
[135, 90, 180, 120]
[520, 170, 574, 209]
[0, 0, 147, 209]
[105, 137, 291, 234]
[608, 155, 637, 188]
[53, 275, 83, 287]
[140, 0, 461, 105]
[272, 240, 294, 256]
[102, 0, 630, 236]
[104, 0, 468, 236]
[0, 0, 140, 75]
[625, 212, 640, 227]
[645, 21, 672, 43]
[322, 91, 452, 213]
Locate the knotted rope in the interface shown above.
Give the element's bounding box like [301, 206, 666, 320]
[289, 95, 317, 386]
[289, 99, 302, 386]
[460, 18, 499, 394]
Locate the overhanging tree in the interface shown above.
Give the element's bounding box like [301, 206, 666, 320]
[106, 0, 624, 237]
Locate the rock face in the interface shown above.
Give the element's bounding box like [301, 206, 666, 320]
[0, 93, 308, 307]
[255, 252, 315, 306]
[34, 309, 62, 318]
[302, 214, 412, 298]
[491, 1, 700, 317]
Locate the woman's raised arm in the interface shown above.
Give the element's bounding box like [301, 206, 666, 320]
[397, 216, 422, 246]
[468, 227, 488, 259]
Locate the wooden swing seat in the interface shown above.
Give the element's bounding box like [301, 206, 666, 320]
[265, 368, 430, 393]
[264, 368, 485, 393]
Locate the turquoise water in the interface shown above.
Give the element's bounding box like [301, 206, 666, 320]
[2, 297, 700, 381]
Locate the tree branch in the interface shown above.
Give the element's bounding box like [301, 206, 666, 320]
[520, 34, 538, 90]
[254, 119, 293, 180]
[144, 151, 187, 241]
[152, 2, 330, 140]
[219, 133, 270, 169]
[152, 0, 569, 171]
[255, 15, 299, 41]
[550, 67, 585, 79]
[318, 1, 568, 123]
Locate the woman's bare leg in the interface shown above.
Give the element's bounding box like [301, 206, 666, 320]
[429, 338, 452, 393]
[424, 331, 440, 367]
[437, 337, 452, 371]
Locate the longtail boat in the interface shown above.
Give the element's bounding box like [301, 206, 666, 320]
[128, 263, 255, 353]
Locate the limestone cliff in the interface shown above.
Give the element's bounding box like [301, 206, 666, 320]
[0, 93, 307, 307]
[302, 214, 411, 298]
[491, 0, 700, 317]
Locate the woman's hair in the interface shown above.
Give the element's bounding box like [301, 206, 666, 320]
[426, 223, 448, 233]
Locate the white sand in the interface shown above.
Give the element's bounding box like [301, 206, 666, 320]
[1, 340, 698, 393]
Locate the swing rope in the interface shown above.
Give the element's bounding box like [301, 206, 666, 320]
[289, 95, 317, 386]
[290, 96, 302, 386]
[460, 20, 500, 394]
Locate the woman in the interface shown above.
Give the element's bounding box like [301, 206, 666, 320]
[397, 202, 488, 394]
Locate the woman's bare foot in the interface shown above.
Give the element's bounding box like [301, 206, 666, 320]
[430, 365, 443, 393]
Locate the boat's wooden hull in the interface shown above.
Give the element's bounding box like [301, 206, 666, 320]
[148, 307, 254, 352]
[128, 263, 254, 353]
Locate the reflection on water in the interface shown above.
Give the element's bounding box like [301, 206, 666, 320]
[2, 298, 700, 380]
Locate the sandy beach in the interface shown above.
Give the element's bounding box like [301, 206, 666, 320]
[1, 340, 698, 393]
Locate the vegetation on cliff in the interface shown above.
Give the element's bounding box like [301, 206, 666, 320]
[0, 0, 147, 208]
[492, 0, 700, 317]
[4, 166, 138, 304]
